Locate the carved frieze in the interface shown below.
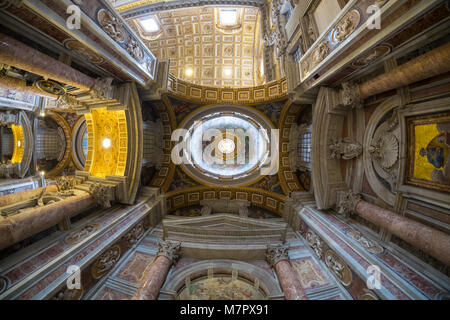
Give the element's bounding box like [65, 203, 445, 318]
[123, 222, 145, 246]
[97, 9, 125, 43]
[306, 230, 322, 259]
[331, 10, 361, 45]
[324, 250, 353, 286]
[266, 243, 290, 267]
[346, 228, 384, 255]
[91, 245, 121, 279]
[65, 223, 100, 244]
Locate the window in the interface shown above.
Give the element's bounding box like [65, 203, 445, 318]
[292, 45, 302, 62]
[298, 132, 311, 163]
[219, 8, 238, 26]
[139, 16, 160, 33]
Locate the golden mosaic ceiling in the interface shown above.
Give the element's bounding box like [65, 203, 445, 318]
[129, 6, 265, 87]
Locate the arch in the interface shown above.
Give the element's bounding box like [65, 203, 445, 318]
[161, 259, 283, 299]
[362, 96, 401, 206]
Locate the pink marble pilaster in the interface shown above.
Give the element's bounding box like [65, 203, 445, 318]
[133, 255, 172, 300]
[266, 244, 307, 300]
[132, 241, 181, 300]
[274, 260, 308, 300]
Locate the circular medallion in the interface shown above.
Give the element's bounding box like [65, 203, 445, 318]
[35, 79, 66, 96]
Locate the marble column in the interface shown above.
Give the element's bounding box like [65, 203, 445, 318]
[340, 43, 450, 107]
[0, 33, 95, 91]
[133, 240, 181, 300]
[337, 190, 450, 266]
[266, 244, 307, 300]
[0, 191, 96, 250]
[0, 74, 59, 99]
[359, 42, 450, 99]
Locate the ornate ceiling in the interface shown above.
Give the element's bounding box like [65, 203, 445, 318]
[129, 6, 265, 87]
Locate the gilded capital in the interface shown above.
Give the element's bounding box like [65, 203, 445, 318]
[157, 240, 181, 262]
[266, 243, 290, 267]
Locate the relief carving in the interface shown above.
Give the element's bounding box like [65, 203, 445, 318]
[325, 250, 352, 286]
[306, 230, 322, 259]
[97, 9, 125, 42]
[329, 137, 363, 160]
[127, 38, 144, 63]
[331, 10, 361, 44]
[347, 228, 384, 254]
[367, 110, 400, 191]
[123, 222, 145, 246]
[312, 42, 330, 65]
[91, 245, 121, 279]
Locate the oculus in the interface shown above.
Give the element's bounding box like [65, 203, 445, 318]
[175, 105, 276, 187]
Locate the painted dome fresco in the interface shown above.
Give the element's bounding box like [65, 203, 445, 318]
[174, 105, 277, 187]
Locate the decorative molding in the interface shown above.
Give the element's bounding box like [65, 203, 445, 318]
[167, 75, 288, 105]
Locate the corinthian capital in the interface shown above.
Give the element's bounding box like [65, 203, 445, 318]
[336, 190, 361, 215]
[157, 240, 181, 262]
[266, 243, 290, 267]
[90, 77, 114, 100]
[340, 82, 362, 109]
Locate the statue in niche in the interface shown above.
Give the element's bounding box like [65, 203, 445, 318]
[329, 137, 362, 160]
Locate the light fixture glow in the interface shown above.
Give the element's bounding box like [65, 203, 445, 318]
[140, 16, 160, 33]
[219, 8, 238, 26]
[39, 111, 45, 117]
[102, 138, 112, 149]
[17, 141, 21, 147]
[218, 138, 235, 154]
[185, 68, 193, 77]
[224, 68, 232, 76]
[40, 171, 45, 176]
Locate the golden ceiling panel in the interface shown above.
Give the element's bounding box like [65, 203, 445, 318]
[84, 108, 128, 178]
[11, 125, 24, 164]
[130, 6, 264, 87]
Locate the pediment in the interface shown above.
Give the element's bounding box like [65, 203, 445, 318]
[163, 214, 287, 244]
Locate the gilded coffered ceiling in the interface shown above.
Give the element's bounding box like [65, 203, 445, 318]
[128, 6, 265, 87]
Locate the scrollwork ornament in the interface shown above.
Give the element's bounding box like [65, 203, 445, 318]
[266, 243, 290, 267]
[157, 240, 181, 262]
[337, 190, 361, 215]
